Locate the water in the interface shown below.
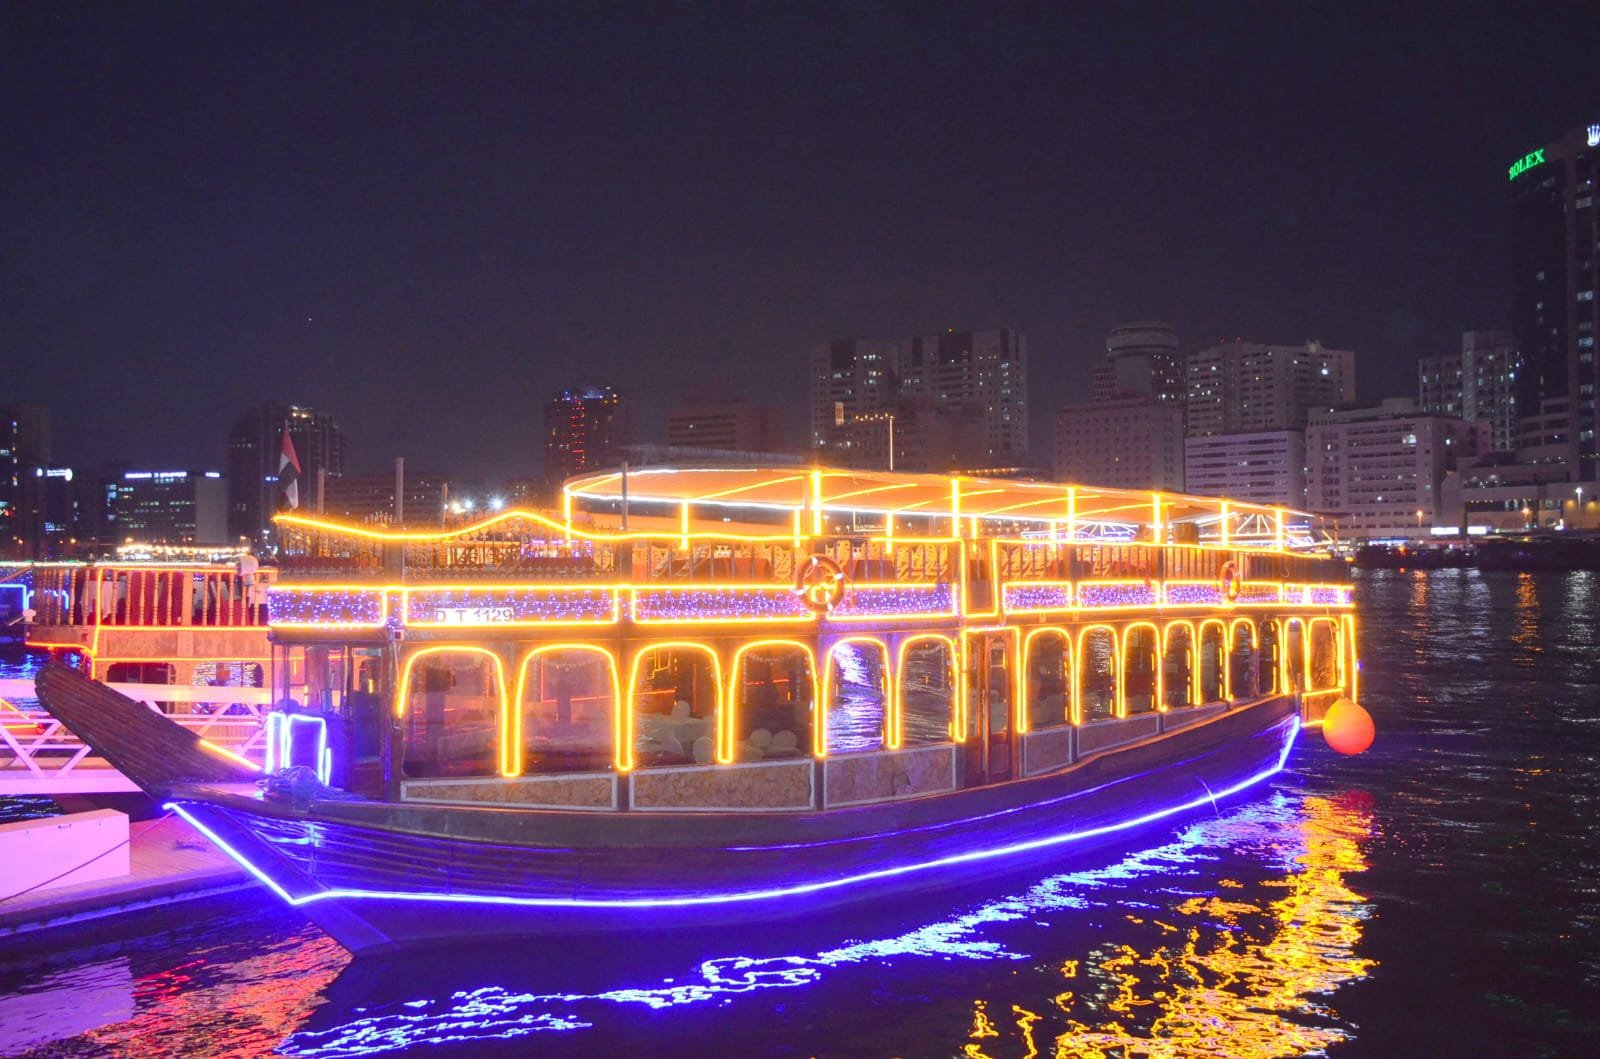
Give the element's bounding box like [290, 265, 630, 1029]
[0, 648, 58, 825]
[1, 569, 1597, 1057]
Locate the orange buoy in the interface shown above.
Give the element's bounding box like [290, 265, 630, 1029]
[1322, 697, 1375, 755]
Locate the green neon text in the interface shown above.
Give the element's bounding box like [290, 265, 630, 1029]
[1508, 148, 1546, 181]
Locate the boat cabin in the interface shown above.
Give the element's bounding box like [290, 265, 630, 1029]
[264, 467, 1356, 812]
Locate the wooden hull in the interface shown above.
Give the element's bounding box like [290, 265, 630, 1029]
[167, 695, 1300, 955]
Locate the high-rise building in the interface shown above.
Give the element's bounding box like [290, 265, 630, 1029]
[1092, 322, 1185, 406]
[809, 338, 899, 456]
[1, 403, 52, 558]
[1418, 331, 1520, 454]
[70, 461, 130, 556]
[666, 398, 786, 453]
[1186, 340, 1357, 437]
[1306, 398, 1488, 538]
[115, 470, 228, 545]
[1509, 121, 1600, 480]
[324, 471, 455, 526]
[810, 330, 1030, 466]
[1184, 431, 1306, 510]
[545, 386, 628, 488]
[227, 402, 344, 547]
[899, 329, 1029, 464]
[844, 400, 988, 474]
[1054, 397, 1185, 492]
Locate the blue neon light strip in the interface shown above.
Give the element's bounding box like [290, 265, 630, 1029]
[165, 717, 1298, 912]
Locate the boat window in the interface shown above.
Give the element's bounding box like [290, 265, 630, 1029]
[826, 640, 888, 754]
[632, 645, 718, 767]
[1309, 620, 1340, 691]
[1025, 631, 1071, 729]
[520, 649, 616, 774]
[402, 651, 503, 779]
[191, 661, 264, 688]
[734, 645, 814, 761]
[1078, 628, 1117, 722]
[1229, 623, 1257, 700]
[190, 661, 266, 729]
[105, 661, 175, 685]
[346, 648, 387, 774]
[1163, 625, 1194, 709]
[1285, 621, 1308, 692]
[1122, 626, 1159, 715]
[1258, 620, 1281, 694]
[899, 638, 956, 746]
[1198, 623, 1226, 704]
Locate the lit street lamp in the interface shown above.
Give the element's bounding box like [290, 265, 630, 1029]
[1577, 487, 1585, 531]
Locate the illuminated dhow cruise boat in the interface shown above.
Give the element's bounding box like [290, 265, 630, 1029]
[37, 467, 1359, 954]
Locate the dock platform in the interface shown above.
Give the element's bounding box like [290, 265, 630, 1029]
[0, 814, 247, 943]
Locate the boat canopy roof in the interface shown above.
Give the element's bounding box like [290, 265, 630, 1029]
[273, 466, 1308, 548]
[565, 466, 1302, 530]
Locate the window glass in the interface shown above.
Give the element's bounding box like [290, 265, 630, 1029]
[1123, 627, 1159, 714]
[403, 652, 501, 778]
[900, 639, 955, 746]
[1198, 624, 1226, 703]
[1163, 625, 1194, 708]
[826, 641, 888, 754]
[1079, 629, 1117, 721]
[735, 646, 813, 760]
[521, 649, 615, 773]
[632, 647, 717, 766]
[1025, 632, 1071, 729]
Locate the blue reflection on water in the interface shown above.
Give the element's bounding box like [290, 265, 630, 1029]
[280, 794, 1306, 1058]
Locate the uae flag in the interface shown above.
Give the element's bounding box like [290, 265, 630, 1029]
[277, 425, 302, 511]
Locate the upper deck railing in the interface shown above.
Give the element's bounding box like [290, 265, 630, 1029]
[270, 497, 1350, 630]
[27, 563, 275, 629]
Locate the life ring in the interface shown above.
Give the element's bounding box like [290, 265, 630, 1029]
[1219, 561, 1239, 602]
[793, 554, 849, 614]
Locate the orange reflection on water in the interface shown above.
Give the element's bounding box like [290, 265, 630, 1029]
[1511, 573, 1542, 655]
[967, 790, 1376, 1058]
[76, 926, 348, 1057]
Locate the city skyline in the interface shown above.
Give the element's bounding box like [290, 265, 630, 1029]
[5, 6, 1598, 477]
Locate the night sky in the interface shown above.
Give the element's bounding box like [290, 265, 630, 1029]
[4, 3, 1598, 479]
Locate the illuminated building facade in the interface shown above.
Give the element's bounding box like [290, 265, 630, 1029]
[544, 386, 629, 489]
[666, 398, 786, 453]
[1054, 397, 1185, 491]
[1306, 399, 1488, 538]
[1418, 331, 1520, 454]
[1186, 341, 1356, 438]
[1185, 430, 1306, 510]
[845, 400, 988, 473]
[115, 470, 228, 544]
[323, 471, 456, 526]
[0, 402, 51, 558]
[1092, 322, 1185, 408]
[227, 402, 345, 547]
[809, 338, 899, 456]
[1509, 121, 1600, 480]
[899, 329, 1029, 464]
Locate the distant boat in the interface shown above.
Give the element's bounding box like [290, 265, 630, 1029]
[38, 467, 1358, 955]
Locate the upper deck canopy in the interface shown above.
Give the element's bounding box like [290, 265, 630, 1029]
[565, 466, 1302, 539]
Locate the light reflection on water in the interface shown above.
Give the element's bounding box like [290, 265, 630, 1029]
[273, 789, 1373, 1058]
[3, 569, 1599, 1056]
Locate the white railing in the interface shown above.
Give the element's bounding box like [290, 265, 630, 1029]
[0, 679, 272, 794]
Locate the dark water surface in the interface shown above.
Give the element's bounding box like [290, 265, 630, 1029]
[1, 569, 1596, 1057]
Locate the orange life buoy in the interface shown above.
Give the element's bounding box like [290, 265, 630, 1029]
[1219, 561, 1239, 602]
[793, 554, 849, 614]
